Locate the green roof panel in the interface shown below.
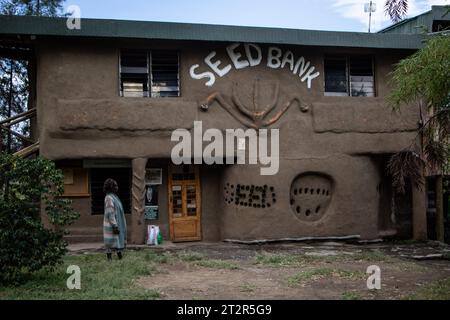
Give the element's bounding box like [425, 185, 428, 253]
[0, 15, 427, 49]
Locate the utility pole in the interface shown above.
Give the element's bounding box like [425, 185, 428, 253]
[365, 1, 377, 33]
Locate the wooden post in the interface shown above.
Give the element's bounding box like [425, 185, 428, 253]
[131, 158, 147, 244]
[412, 182, 428, 241]
[436, 175, 445, 242]
[28, 54, 38, 144]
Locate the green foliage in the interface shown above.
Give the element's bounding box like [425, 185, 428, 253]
[387, 35, 450, 113]
[387, 34, 450, 190]
[385, 0, 409, 23]
[0, 0, 65, 16]
[405, 277, 450, 300]
[0, 252, 161, 300]
[0, 153, 79, 284]
[0, 58, 30, 152]
[0, 0, 65, 151]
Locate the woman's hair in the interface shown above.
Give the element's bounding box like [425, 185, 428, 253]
[103, 178, 119, 194]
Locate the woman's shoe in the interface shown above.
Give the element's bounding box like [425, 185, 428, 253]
[117, 251, 123, 260]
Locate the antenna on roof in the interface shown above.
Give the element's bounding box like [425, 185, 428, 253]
[365, 1, 377, 33]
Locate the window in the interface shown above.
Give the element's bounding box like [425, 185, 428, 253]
[349, 57, 375, 97]
[432, 20, 450, 33]
[120, 50, 149, 97]
[324, 59, 347, 96]
[324, 56, 375, 97]
[120, 50, 180, 98]
[90, 168, 132, 215]
[151, 51, 180, 97]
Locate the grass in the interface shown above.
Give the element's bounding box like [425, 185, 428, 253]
[240, 283, 257, 293]
[0, 251, 163, 300]
[255, 250, 394, 268]
[341, 291, 361, 300]
[2, 248, 449, 300]
[174, 251, 239, 270]
[286, 268, 335, 286]
[405, 278, 450, 300]
[286, 268, 365, 287]
[176, 251, 205, 262]
[194, 259, 240, 270]
[0, 249, 242, 300]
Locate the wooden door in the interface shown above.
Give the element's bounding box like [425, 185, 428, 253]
[168, 165, 201, 242]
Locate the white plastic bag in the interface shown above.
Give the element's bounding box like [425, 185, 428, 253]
[146, 225, 160, 246]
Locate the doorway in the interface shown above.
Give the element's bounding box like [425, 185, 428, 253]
[168, 165, 201, 242]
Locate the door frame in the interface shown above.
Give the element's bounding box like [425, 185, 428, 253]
[168, 165, 202, 242]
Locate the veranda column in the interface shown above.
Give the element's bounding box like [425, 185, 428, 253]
[412, 182, 428, 241]
[131, 158, 147, 244]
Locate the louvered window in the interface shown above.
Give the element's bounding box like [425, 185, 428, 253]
[325, 56, 375, 97]
[120, 50, 180, 98]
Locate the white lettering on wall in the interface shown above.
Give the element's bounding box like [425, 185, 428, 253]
[189, 43, 320, 89]
[267, 47, 283, 69]
[204, 51, 232, 77]
[190, 65, 215, 87]
[226, 43, 250, 70]
[244, 44, 262, 67]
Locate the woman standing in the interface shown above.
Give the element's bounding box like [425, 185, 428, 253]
[103, 178, 127, 261]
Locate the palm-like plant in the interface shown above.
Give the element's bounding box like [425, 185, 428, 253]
[387, 34, 450, 193]
[385, 0, 409, 23]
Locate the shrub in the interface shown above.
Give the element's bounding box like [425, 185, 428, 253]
[0, 153, 79, 284]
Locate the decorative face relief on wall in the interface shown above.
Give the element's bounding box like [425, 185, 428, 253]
[290, 173, 333, 222]
[224, 183, 276, 209]
[200, 79, 310, 129]
[190, 43, 320, 89]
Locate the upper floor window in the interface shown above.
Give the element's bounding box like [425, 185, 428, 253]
[120, 50, 180, 98]
[324, 56, 375, 97]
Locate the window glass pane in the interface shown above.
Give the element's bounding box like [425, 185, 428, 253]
[350, 56, 374, 97]
[186, 185, 197, 217]
[151, 51, 179, 97]
[171, 165, 195, 181]
[120, 50, 149, 97]
[324, 59, 347, 94]
[171, 185, 183, 217]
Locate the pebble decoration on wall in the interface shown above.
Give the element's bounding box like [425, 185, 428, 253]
[224, 183, 276, 209]
[290, 173, 333, 222]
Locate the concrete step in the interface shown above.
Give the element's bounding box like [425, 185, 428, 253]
[66, 227, 103, 235]
[65, 234, 103, 244]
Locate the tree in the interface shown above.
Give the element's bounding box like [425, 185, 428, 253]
[385, 0, 409, 23]
[387, 34, 450, 193]
[0, 153, 79, 284]
[0, 0, 65, 152]
[0, 0, 65, 16]
[0, 58, 30, 152]
[387, 33, 449, 242]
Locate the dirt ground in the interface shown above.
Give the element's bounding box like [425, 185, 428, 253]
[131, 241, 450, 300]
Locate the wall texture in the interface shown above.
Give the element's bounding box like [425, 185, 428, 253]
[36, 38, 420, 241]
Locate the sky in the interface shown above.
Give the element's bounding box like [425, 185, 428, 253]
[64, 0, 449, 32]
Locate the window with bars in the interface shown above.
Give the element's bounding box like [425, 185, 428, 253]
[120, 50, 180, 98]
[324, 56, 375, 97]
[120, 50, 149, 97]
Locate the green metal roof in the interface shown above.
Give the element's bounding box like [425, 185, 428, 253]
[0, 15, 427, 49]
[379, 5, 449, 34]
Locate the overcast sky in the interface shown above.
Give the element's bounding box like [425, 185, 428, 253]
[65, 0, 449, 32]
